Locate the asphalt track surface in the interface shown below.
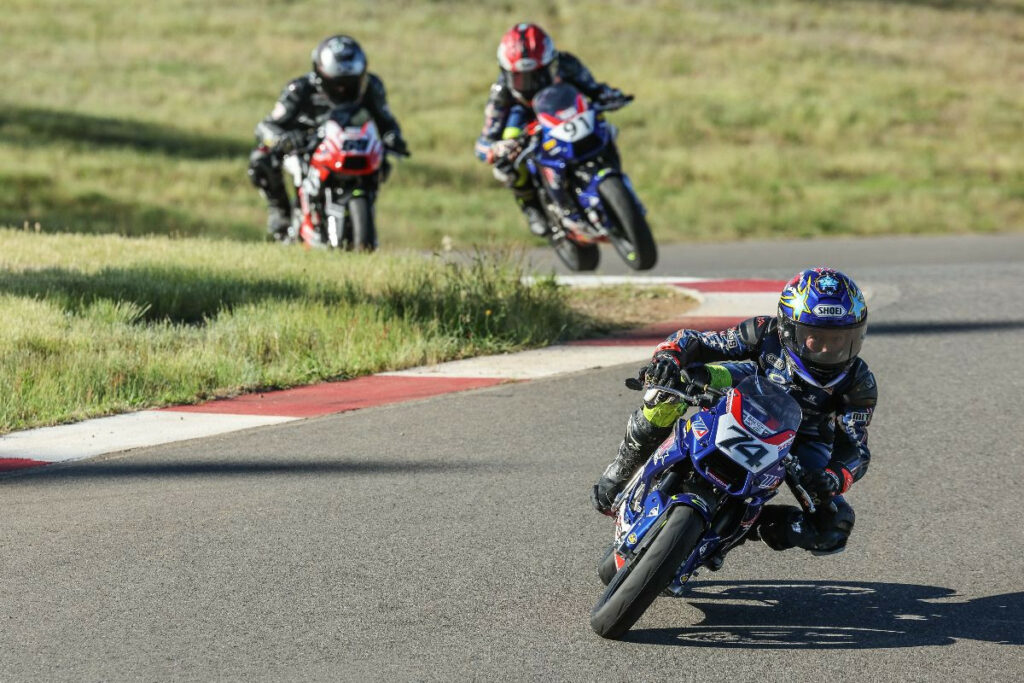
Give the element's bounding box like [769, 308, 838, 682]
[2, 234, 1023, 680]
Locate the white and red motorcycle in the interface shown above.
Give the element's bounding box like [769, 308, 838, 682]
[286, 107, 402, 250]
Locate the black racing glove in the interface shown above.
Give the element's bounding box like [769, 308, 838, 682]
[800, 467, 852, 504]
[590, 476, 624, 516]
[643, 352, 682, 389]
[594, 86, 632, 110]
[382, 130, 410, 157]
[675, 365, 712, 403]
[273, 128, 310, 154]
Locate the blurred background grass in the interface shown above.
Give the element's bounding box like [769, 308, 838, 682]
[2, 0, 1021, 248]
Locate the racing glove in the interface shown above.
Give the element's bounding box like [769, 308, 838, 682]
[594, 86, 631, 109]
[800, 466, 853, 504]
[273, 128, 309, 154]
[680, 365, 711, 390]
[382, 130, 410, 157]
[489, 137, 523, 164]
[643, 352, 682, 389]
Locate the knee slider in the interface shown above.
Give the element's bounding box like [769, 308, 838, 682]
[248, 149, 279, 189]
[832, 498, 856, 532]
[754, 505, 802, 551]
[808, 499, 855, 552]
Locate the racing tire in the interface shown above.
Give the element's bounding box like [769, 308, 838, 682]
[598, 542, 618, 586]
[550, 235, 600, 271]
[598, 176, 657, 271]
[349, 196, 377, 252]
[590, 505, 704, 640]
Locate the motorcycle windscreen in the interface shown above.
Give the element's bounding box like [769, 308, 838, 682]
[532, 82, 583, 117]
[733, 375, 802, 435]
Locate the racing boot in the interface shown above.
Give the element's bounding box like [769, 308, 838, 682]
[753, 500, 854, 554]
[591, 408, 673, 515]
[266, 202, 292, 242]
[514, 187, 549, 237]
[751, 504, 803, 551]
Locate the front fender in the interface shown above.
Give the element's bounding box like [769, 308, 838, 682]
[617, 489, 716, 557]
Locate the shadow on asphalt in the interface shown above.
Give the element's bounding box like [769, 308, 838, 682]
[5, 459, 475, 482]
[870, 320, 1024, 336]
[627, 581, 1024, 649]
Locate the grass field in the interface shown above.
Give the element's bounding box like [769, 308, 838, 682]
[2, 0, 1022, 247]
[0, 0, 1020, 430]
[0, 229, 695, 433]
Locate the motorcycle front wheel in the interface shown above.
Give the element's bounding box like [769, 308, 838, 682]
[348, 195, 377, 252]
[598, 176, 657, 271]
[590, 505, 704, 640]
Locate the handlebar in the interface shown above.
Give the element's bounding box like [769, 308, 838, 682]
[624, 378, 726, 409]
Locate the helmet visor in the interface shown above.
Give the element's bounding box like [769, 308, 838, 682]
[792, 320, 866, 368]
[320, 73, 366, 104]
[508, 67, 553, 98]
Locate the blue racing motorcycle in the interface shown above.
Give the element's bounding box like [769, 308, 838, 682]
[514, 83, 657, 271]
[591, 374, 816, 639]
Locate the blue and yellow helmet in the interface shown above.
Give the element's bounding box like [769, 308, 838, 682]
[777, 267, 867, 387]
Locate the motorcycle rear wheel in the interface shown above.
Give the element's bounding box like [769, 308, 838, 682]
[590, 505, 704, 639]
[349, 196, 376, 252]
[550, 234, 599, 271]
[598, 176, 657, 271]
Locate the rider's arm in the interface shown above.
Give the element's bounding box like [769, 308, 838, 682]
[831, 361, 878, 487]
[254, 76, 313, 149]
[363, 74, 402, 139]
[475, 78, 514, 162]
[556, 51, 620, 101]
[653, 316, 770, 370]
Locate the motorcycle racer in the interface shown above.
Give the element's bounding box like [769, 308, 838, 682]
[591, 267, 877, 560]
[474, 23, 629, 237]
[248, 35, 409, 241]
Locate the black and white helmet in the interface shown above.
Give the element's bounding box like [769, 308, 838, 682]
[312, 35, 368, 105]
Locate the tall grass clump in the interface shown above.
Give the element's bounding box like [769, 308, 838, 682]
[0, 231, 589, 433]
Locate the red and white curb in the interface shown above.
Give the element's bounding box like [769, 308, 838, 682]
[0, 277, 786, 473]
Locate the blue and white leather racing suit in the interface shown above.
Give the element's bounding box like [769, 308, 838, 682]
[602, 315, 878, 554]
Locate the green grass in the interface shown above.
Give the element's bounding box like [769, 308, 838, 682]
[1, 0, 1021, 246]
[0, 229, 616, 433]
[0, 0, 1020, 430]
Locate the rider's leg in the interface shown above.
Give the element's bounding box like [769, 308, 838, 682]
[248, 146, 291, 241]
[754, 440, 856, 554]
[511, 166, 548, 237]
[592, 403, 681, 513]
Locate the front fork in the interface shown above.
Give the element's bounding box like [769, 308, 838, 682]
[614, 474, 769, 597]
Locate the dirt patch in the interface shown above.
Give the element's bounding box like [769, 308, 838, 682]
[564, 285, 698, 332]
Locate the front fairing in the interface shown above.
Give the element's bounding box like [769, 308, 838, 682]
[311, 118, 384, 178]
[530, 84, 613, 211]
[689, 403, 789, 498]
[535, 118, 612, 166]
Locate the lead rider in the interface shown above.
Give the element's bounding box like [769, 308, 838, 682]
[592, 267, 878, 561]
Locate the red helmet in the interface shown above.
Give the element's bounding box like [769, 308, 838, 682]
[497, 23, 558, 101]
